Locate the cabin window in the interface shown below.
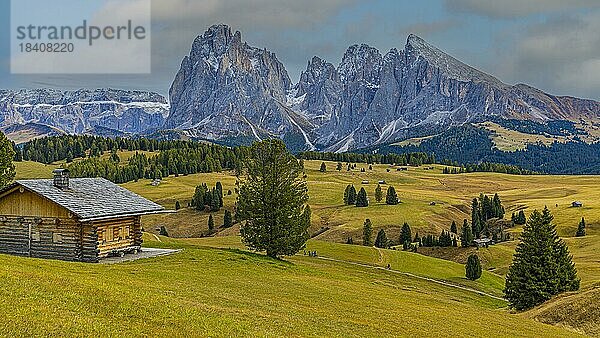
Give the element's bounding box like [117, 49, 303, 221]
[113, 226, 123, 241]
[52, 232, 63, 244]
[105, 228, 113, 242]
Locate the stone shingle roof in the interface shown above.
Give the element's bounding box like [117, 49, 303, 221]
[9, 178, 164, 221]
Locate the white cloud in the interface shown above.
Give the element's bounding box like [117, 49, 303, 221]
[445, 0, 600, 19]
[498, 11, 600, 99]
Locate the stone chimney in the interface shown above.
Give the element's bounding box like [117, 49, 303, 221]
[53, 169, 70, 189]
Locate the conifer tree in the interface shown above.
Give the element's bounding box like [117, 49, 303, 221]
[466, 254, 482, 281]
[208, 214, 215, 231]
[576, 217, 586, 237]
[344, 184, 350, 205]
[356, 187, 369, 207]
[461, 219, 474, 247]
[517, 210, 527, 225]
[348, 185, 357, 205]
[375, 184, 383, 203]
[319, 162, 327, 172]
[450, 220, 457, 234]
[237, 139, 310, 258]
[336, 162, 342, 171]
[399, 222, 412, 245]
[374, 229, 388, 248]
[385, 186, 399, 205]
[223, 210, 233, 228]
[471, 198, 482, 238]
[363, 219, 373, 246]
[413, 232, 421, 246]
[175, 201, 181, 210]
[210, 188, 221, 212]
[504, 207, 580, 310]
[0, 132, 15, 189]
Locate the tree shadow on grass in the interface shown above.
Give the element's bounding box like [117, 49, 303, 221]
[218, 248, 295, 267]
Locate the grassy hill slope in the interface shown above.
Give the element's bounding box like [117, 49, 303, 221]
[0, 237, 581, 337]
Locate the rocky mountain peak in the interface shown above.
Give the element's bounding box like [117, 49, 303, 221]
[338, 44, 382, 84]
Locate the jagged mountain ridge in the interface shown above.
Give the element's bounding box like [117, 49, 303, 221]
[166, 25, 600, 152]
[0, 88, 169, 142]
[165, 24, 316, 149]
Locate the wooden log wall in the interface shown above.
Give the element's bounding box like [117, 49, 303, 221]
[95, 217, 137, 258]
[0, 216, 79, 261]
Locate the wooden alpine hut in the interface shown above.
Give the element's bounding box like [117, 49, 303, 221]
[0, 169, 165, 262]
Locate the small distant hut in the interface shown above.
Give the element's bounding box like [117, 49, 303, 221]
[474, 238, 494, 248]
[0, 169, 166, 262]
[361, 180, 369, 184]
[572, 201, 583, 208]
[378, 180, 386, 184]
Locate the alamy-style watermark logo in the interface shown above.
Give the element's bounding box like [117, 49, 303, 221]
[11, 0, 151, 74]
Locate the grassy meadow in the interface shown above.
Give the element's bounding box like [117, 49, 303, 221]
[9, 157, 600, 336]
[0, 235, 582, 337]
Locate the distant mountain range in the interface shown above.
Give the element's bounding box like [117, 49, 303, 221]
[2, 24, 599, 155]
[0, 89, 168, 142]
[165, 24, 600, 152]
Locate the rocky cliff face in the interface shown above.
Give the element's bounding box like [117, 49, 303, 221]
[0, 88, 168, 139]
[167, 25, 600, 152]
[165, 24, 315, 149]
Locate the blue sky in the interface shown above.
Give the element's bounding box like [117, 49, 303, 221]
[1, 0, 599, 100]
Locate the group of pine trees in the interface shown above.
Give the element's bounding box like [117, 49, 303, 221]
[441, 162, 537, 175]
[419, 230, 458, 248]
[343, 184, 399, 207]
[511, 210, 527, 225]
[16, 135, 249, 184]
[298, 151, 436, 167]
[192, 182, 224, 212]
[299, 149, 534, 175]
[471, 193, 505, 238]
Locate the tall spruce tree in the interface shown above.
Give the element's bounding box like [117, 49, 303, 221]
[348, 185, 357, 205]
[471, 198, 482, 238]
[0, 132, 15, 188]
[223, 210, 233, 228]
[400, 222, 412, 245]
[386, 186, 399, 205]
[517, 210, 527, 225]
[343, 185, 351, 205]
[461, 219, 474, 247]
[466, 254, 482, 281]
[237, 140, 310, 258]
[208, 214, 215, 231]
[375, 184, 383, 203]
[504, 207, 580, 310]
[363, 219, 373, 246]
[450, 221, 458, 234]
[576, 217, 586, 237]
[374, 229, 388, 248]
[356, 187, 369, 207]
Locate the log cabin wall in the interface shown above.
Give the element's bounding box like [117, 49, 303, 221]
[0, 216, 81, 261]
[0, 188, 85, 261]
[95, 216, 140, 258]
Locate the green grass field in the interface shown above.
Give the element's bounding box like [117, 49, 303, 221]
[10, 158, 600, 336]
[116, 160, 600, 240]
[0, 236, 582, 337]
